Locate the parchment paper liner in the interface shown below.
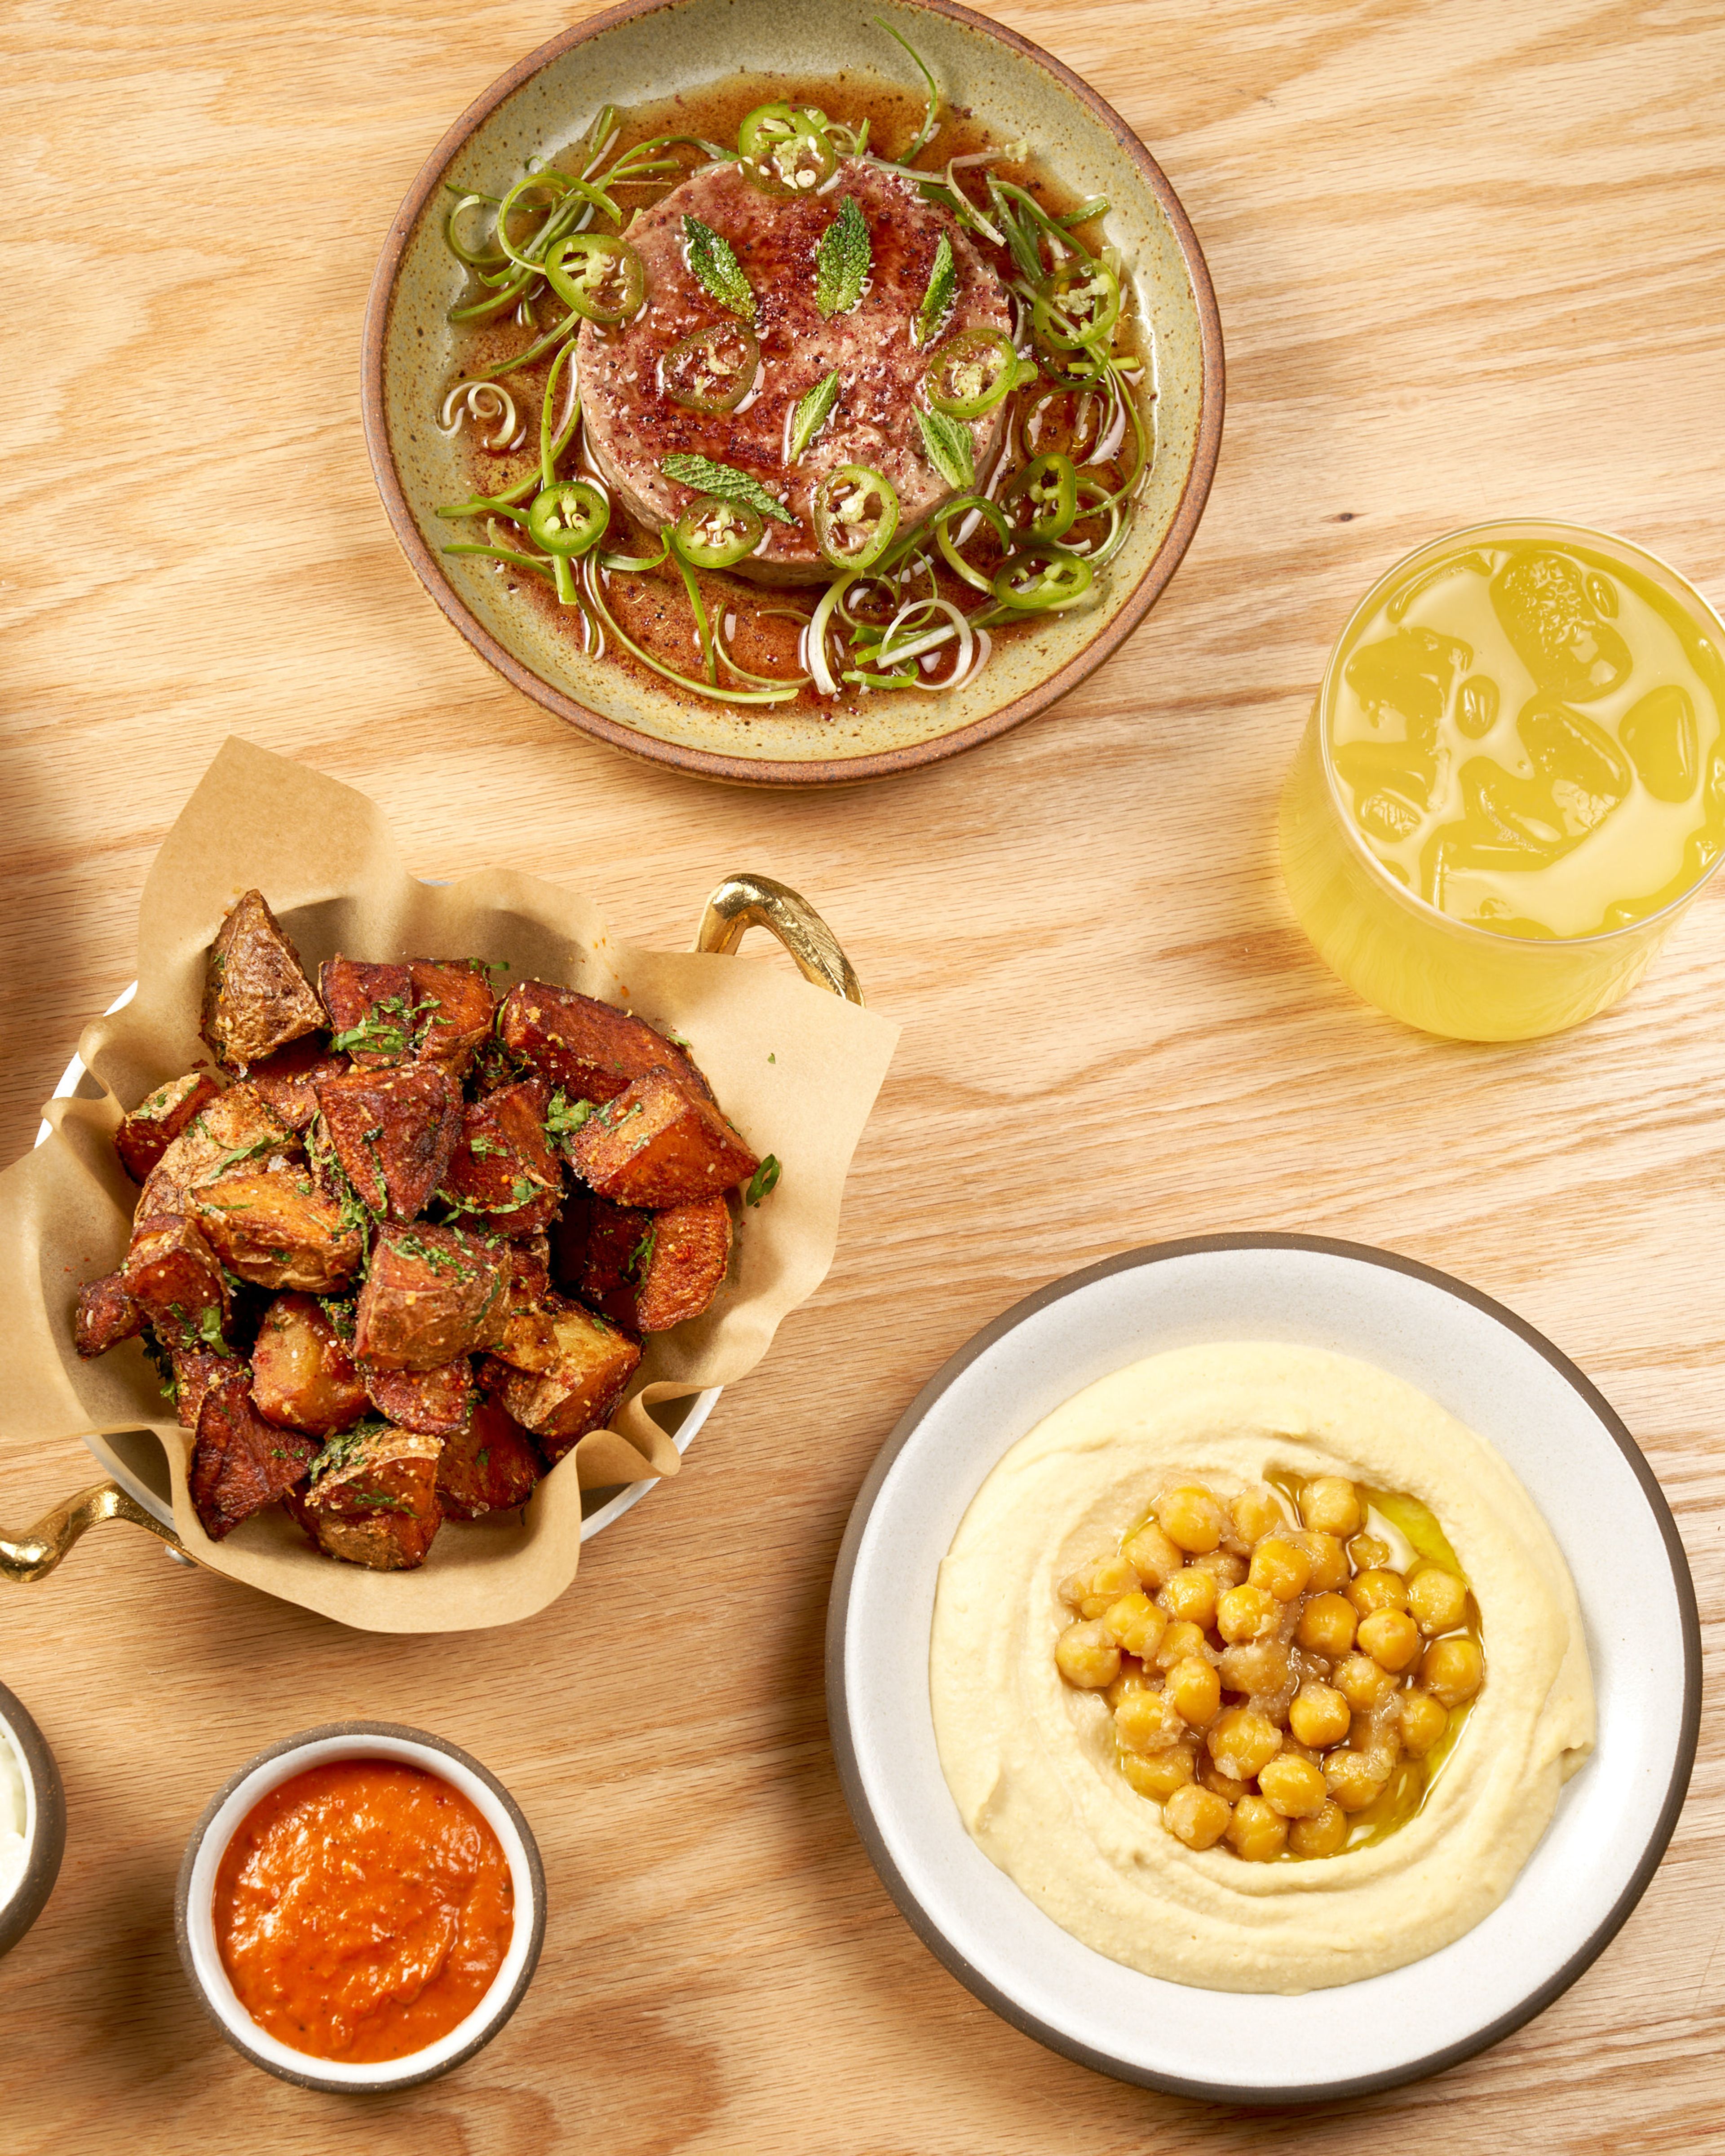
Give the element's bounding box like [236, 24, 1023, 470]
[0, 740, 898, 1631]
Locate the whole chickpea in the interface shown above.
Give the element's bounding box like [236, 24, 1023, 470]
[1398, 1687, 1450, 1758]
[1336, 1652, 1398, 1711]
[1420, 1635, 1485, 1708]
[1325, 1748, 1389, 1813]
[1287, 1680, 1352, 1750]
[1300, 1477, 1362, 1536]
[1407, 1565, 1469, 1636]
[1208, 1707, 1283, 1783]
[1216, 1583, 1280, 1644]
[1158, 1565, 1219, 1631]
[1058, 1551, 1142, 1619]
[1347, 1568, 1411, 1617]
[1258, 1752, 1328, 1820]
[1163, 1783, 1231, 1851]
[1231, 1484, 1287, 1546]
[1055, 1619, 1121, 1689]
[1165, 1654, 1223, 1729]
[1300, 1531, 1351, 1592]
[1296, 1591, 1357, 1658]
[1357, 1607, 1422, 1674]
[1120, 1746, 1196, 1802]
[1153, 1484, 1227, 1555]
[1151, 1619, 1211, 1672]
[1103, 1590, 1168, 1661]
[1289, 1801, 1349, 1858]
[1248, 1536, 1312, 1602]
[1226, 1795, 1290, 1862]
[1122, 1520, 1185, 1591]
[1115, 1687, 1187, 1755]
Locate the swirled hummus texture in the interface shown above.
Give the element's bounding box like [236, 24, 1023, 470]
[929, 1343, 1595, 1994]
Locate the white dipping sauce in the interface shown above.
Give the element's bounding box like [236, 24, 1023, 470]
[0, 1727, 28, 1906]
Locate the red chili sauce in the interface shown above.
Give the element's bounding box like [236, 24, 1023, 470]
[213, 1758, 514, 2063]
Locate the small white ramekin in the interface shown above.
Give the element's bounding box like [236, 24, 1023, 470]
[0, 1679, 66, 1960]
[175, 1721, 546, 2093]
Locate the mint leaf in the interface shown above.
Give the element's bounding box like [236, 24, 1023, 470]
[787, 369, 840, 461]
[683, 214, 755, 319]
[913, 233, 956, 347]
[815, 196, 871, 318]
[661, 452, 797, 526]
[914, 404, 973, 491]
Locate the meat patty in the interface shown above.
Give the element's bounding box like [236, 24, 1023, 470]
[578, 158, 1014, 584]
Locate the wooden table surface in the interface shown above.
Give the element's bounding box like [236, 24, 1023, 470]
[3, 0, 1723, 2146]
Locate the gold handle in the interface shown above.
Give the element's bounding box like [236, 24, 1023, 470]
[1, 1479, 186, 1585]
[9, 875, 861, 1586]
[695, 872, 864, 1005]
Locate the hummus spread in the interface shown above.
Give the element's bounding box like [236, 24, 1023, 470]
[929, 1343, 1595, 1994]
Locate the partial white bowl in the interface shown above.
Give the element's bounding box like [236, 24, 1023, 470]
[175, 1722, 546, 2092]
[0, 1679, 66, 1960]
[827, 1233, 1699, 2102]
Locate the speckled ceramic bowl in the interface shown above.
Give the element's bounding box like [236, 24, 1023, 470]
[0, 1679, 66, 1961]
[362, 0, 1223, 785]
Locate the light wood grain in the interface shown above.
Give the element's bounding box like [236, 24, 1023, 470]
[3, 0, 1724, 2145]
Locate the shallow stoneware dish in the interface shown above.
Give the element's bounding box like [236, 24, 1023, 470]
[0, 1679, 67, 1960]
[827, 1233, 1700, 2102]
[362, 0, 1223, 785]
[176, 1721, 546, 2093]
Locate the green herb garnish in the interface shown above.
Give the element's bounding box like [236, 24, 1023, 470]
[913, 233, 956, 347]
[787, 370, 841, 463]
[914, 404, 973, 491]
[545, 1088, 594, 1138]
[661, 453, 796, 526]
[683, 213, 755, 319]
[628, 1226, 657, 1281]
[815, 197, 870, 318]
[744, 1154, 782, 1207]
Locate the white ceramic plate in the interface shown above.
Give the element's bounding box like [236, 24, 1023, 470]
[827, 1234, 1699, 2102]
[39, 989, 717, 1542]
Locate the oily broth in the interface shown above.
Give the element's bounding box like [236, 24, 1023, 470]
[451, 74, 1142, 721]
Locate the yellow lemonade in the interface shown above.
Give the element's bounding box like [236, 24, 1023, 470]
[1280, 521, 1725, 1038]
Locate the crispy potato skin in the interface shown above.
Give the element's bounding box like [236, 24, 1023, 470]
[291, 1426, 443, 1569]
[491, 1300, 641, 1461]
[441, 1080, 562, 1235]
[189, 1371, 318, 1540]
[202, 890, 326, 1070]
[122, 1215, 230, 1351]
[364, 1359, 476, 1436]
[410, 960, 497, 1077]
[354, 1223, 511, 1372]
[319, 958, 415, 1067]
[636, 1197, 734, 1331]
[495, 1240, 559, 1372]
[498, 981, 712, 1106]
[171, 1347, 236, 1433]
[250, 1293, 369, 1435]
[74, 1271, 142, 1358]
[191, 1171, 365, 1293]
[314, 1064, 462, 1224]
[436, 1401, 543, 1519]
[245, 1037, 351, 1132]
[140, 1083, 298, 1219]
[568, 1066, 758, 1209]
[115, 1072, 225, 1184]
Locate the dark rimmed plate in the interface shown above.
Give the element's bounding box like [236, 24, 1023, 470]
[826, 1234, 1699, 2102]
[362, 0, 1223, 786]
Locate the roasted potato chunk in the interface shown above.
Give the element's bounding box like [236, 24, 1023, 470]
[191, 1170, 365, 1293]
[140, 1082, 297, 1219]
[353, 1223, 511, 1372]
[410, 960, 497, 1077]
[122, 1215, 229, 1351]
[292, 1424, 443, 1570]
[498, 981, 710, 1106]
[74, 1271, 142, 1358]
[202, 890, 326, 1070]
[436, 1401, 543, 1520]
[575, 1194, 731, 1331]
[440, 1080, 562, 1235]
[250, 1292, 368, 1436]
[568, 1066, 758, 1209]
[314, 1064, 462, 1224]
[364, 1359, 476, 1436]
[492, 1240, 559, 1373]
[188, 1370, 318, 1541]
[170, 1347, 235, 1433]
[114, 1072, 225, 1184]
[319, 958, 415, 1068]
[245, 1037, 351, 1133]
[490, 1300, 641, 1462]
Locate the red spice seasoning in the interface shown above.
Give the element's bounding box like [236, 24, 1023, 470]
[214, 1758, 514, 2063]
